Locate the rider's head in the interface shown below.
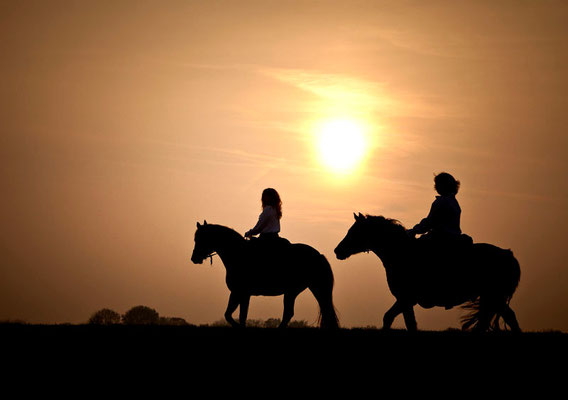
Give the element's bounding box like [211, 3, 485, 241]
[434, 172, 460, 196]
[261, 188, 282, 219]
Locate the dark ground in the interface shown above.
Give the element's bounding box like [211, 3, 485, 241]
[3, 323, 566, 393]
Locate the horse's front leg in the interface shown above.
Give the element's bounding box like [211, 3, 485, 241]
[279, 292, 298, 329]
[225, 292, 241, 328]
[383, 301, 402, 330]
[239, 295, 250, 327]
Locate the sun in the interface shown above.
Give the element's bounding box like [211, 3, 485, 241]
[316, 119, 368, 174]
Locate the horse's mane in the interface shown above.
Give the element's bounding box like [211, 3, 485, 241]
[200, 223, 245, 243]
[361, 215, 408, 236]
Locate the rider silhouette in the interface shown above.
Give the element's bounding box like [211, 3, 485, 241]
[407, 172, 463, 241]
[407, 172, 472, 309]
[407, 172, 472, 248]
[245, 188, 285, 242]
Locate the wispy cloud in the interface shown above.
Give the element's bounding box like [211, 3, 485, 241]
[259, 66, 456, 120]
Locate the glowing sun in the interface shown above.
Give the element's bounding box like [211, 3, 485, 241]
[316, 119, 368, 173]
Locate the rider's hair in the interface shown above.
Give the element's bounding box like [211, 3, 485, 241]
[261, 188, 282, 219]
[434, 172, 460, 196]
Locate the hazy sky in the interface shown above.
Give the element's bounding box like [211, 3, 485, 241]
[1, 0, 567, 331]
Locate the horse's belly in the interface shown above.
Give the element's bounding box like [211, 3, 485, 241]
[233, 275, 307, 296]
[226, 261, 311, 296]
[248, 280, 308, 296]
[250, 289, 285, 296]
[417, 290, 477, 309]
[410, 265, 479, 308]
[418, 301, 436, 309]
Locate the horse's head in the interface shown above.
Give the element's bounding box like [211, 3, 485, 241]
[334, 213, 372, 260]
[191, 220, 215, 264]
[335, 213, 406, 260]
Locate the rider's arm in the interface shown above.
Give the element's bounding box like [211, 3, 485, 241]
[410, 199, 440, 235]
[245, 207, 270, 237]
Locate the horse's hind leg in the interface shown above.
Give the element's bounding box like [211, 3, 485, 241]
[279, 292, 298, 328]
[309, 284, 339, 329]
[239, 295, 250, 327]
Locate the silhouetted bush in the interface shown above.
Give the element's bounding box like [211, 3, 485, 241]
[264, 318, 281, 328]
[209, 319, 230, 327]
[288, 320, 310, 328]
[88, 308, 121, 325]
[122, 305, 160, 325]
[159, 317, 190, 326]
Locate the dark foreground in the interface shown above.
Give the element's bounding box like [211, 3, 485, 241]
[4, 323, 566, 358]
[3, 323, 566, 390]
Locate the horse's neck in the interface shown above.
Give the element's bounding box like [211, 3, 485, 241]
[371, 247, 396, 268]
[368, 231, 409, 270]
[216, 250, 240, 272]
[212, 228, 245, 269]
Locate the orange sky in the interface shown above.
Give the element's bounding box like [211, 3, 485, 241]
[1, 1, 567, 331]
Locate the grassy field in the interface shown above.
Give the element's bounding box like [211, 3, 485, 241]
[2, 323, 565, 392]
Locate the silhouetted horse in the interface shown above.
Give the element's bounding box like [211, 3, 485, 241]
[191, 221, 339, 329]
[334, 213, 521, 332]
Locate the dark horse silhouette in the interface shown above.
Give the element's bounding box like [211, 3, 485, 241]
[334, 213, 521, 332]
[191, 221, 339, 329]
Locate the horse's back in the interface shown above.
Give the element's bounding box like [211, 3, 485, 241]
[408, 240, 519, 307]
[472, 242, 520, 294]
[472, 243, 519, 274]
[246, 239, 322, 263]
[290, 242, 323, 257]
[237, 240, 330, 294]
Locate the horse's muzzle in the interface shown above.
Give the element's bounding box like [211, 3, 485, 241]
[334, 247, 348, 260]
[191, 252, 204, 264]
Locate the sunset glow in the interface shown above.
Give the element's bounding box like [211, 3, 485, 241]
[316, 119, 368, 174]
[1, 1, 567, 333]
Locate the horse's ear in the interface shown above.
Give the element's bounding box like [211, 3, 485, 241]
[358, 212, 364, 219]
[197, 222, 201, 228]
[204, 220, 208, 225]
[354, 212, 358, 221]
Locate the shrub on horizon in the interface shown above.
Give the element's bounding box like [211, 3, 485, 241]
[122, 305, 160, 325]
[88, 308, 121, 325]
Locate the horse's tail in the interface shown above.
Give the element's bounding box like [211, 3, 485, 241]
[311, 254, 340, 329]
[461, 248, 521, 331]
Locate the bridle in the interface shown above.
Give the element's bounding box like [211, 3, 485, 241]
[194, 249, 217, 265]
[206, 252, 218, 265]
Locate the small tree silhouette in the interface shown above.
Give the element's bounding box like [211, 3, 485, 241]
[122, 305, 160, 325]
[88, 308, 121, 325]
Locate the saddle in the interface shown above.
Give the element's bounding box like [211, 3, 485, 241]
[247, 235, 291, 256]
[416, 232, 472, 250]
[413, 233, 474, 272]
[413, 233, 474, 309]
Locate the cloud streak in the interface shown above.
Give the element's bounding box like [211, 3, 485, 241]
[259, 67, 453, 120]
